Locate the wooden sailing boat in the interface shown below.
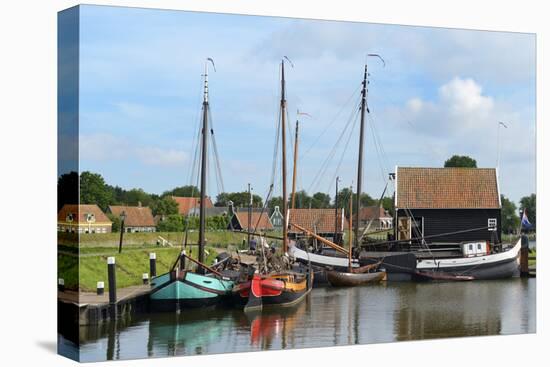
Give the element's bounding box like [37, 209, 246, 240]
[288, 61, 382, 282]
[233, 58, 313, 312]
[149, 58, 234, 311]
[326, 185, 386, 286]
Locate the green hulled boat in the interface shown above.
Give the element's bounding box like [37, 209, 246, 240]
[149, 58, 235, 311]
[150, 267, 234, 311]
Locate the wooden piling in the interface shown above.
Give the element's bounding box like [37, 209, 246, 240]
[107, 257, 117, 304]
[58, 278, 65, 292]
[97, 281, 105, 295]
[149, 253, 156, 277]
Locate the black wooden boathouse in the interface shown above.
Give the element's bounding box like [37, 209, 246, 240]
[394, 167, 502, 244]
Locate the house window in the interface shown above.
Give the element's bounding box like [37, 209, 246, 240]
[488, 218, 497, 231]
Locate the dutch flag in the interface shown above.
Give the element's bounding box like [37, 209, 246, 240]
[521, 209, 533, 229]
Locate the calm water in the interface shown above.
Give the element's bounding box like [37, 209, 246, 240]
[60, 278, 536, 362]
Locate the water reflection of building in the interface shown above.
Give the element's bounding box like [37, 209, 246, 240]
[393, 282, 502, 341]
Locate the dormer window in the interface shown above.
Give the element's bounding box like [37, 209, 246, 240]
[66, 213, 74, 223]
[86, 213, 96, 223]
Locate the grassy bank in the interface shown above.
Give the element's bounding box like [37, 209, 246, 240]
[58, 246, 220, 292]
[57, 230, 285, 291]
[76, 230, 255, 248]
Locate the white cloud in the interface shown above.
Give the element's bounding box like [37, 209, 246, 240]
[80, 133, 188, 168]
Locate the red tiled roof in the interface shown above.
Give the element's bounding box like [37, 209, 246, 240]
[396, 167, 500, 209]
[171, 196, 213, 215]
[358, 206, 391, 220]
[58, 204, 112, 224]
[234, 211, 273, 230]
[288, 208, 348, 233]
[109, 205, 155, 227]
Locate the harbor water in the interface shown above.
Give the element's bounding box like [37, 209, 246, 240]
[60, 277, 536, 362]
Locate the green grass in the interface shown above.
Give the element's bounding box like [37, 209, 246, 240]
[59, 246, 220, 292]
[58, 230, 282, 291]
[528, 249, 536, 267]
[78, 230, 251, 249]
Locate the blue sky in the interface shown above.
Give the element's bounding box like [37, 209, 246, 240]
[77, 5, 536, 204]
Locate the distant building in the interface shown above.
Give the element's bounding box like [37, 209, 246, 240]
[171, 196, 214, 216]
[57, 204, 112, 233]
[394, 167, 501, 244]
[228, 210, 274, 232]
[288, 208, 348, 244]
[270, 206, 284, 230]
[356, 206, 393, 231]
[109, 203, 156, 233]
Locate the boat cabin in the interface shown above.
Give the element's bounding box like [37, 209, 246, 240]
[394, 167, 501, 245]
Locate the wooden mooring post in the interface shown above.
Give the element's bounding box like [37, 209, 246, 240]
[149, 253, 156, 277]
[107, 257, 117, 304]
[520, 235, 535, 277]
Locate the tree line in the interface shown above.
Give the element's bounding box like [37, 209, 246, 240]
[58, 171, 395, 215]
[58, 158, 536, 233]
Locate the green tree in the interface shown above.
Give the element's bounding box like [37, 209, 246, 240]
[163, 185, 200, 197]
[520, 193, 536, 229]
[381, 196, 395, 217]
[336, 189, 375, 216]
[157, 214, 185, 232]
[501, 195, 519, 234]
[107, 213, 122, 233]
[293, 190, 311, 209]
[444, 155, 477, 168]
[152, 196, 179, 216]
[311, 192, 331, 208]
[58, 171, 79, 210]
[215, 191, 263, 208]
[267, 196, 284, 210]
[80, 171, 114, 211]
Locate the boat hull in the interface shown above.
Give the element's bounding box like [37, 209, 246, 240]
[288, 244, 359, 286]
[326, 270, 385, 287]
[292, 239, 521, 282]
[365, 240, 521, 281]
[149, 271, 234, 312]
[234, 269, 313, 312]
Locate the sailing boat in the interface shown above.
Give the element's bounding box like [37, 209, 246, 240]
[288, 61, 377, 281]
[290, 58, 522, 281]
[326, 185, 386, 286]
[232, 58, 313, 312]
[149, 59, 234, 311]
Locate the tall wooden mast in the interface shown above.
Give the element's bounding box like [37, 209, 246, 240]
[291, 120, 299, 209]
[281, 59, 288, 253]
[355, 64, 368, 248]
[197, 58, 212, 272]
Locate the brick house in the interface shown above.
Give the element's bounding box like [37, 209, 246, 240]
[57, 204, 112, 233]
[109, 204, 156, 233]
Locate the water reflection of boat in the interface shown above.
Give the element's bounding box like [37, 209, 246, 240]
[146, 310, 243, 357]
[246, 298, 307, 348]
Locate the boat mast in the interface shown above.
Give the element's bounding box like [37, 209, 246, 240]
[355, 64, 368, 248]
[349, 184, 353, 272]
[248, 183, 252, 248]
[198, 58, 213, 273]
[334, 176, 340, 244]
[281, 59, 288, 253]
[291, 120, 299, 209]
